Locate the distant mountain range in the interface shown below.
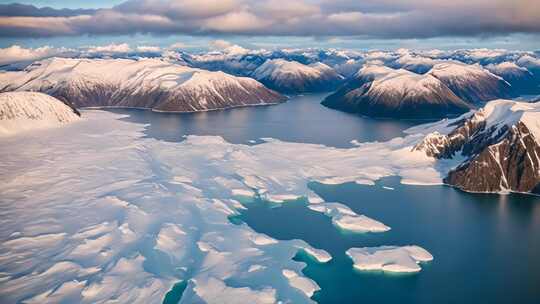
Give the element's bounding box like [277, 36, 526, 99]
[427, 61, 514, 104]
[252, 59, 344, 93]
[0, 48, 539, 119]
[322, 65, 472, 119]
[0, 58, 286, 112]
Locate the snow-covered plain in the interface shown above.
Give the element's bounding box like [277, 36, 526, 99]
[0, 110, 443, 303]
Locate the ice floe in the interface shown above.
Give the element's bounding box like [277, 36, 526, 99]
[308, 203, 390, 233]
[300, 246, 332, 263]
[346, 246, 434, 273]
[282, 269, 320, 298]
[191, 277, 276, 304]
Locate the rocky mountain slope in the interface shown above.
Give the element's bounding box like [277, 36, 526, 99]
[0, 91, 80, 136]
[0, 58, 286, 112]
[252, 59, 344, 93]
[413, 99, 540, 194]
[427, 62, 515, 104]
[322, 65, 471, 119]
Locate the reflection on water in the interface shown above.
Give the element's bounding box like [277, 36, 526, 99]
[110, 93, 418, 147]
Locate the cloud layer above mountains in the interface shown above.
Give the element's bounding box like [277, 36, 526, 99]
[0, 0, 538, 39]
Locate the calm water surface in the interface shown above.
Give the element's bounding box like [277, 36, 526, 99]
[110, 93, 416, 147]
[110, 94, 540, 304]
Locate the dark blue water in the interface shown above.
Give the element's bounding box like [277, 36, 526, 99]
[109, 94, 540, 304]
[110, 93, 416, 148]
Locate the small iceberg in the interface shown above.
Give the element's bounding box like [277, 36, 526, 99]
[282, 269, 320, 298]
[308, 202, 390, 233]
[346, 245, 433, 273]
[300, 246, 332, 263]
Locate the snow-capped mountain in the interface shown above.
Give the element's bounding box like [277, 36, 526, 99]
[333, 59, 364, 78]
[0, 91, 80, 136]
[252, 59, 344, 93]
[485, 62, 539, 94]
[0, 58, 286, 112]
[393, 54, 439, 74]
[413, 100, 540, 194]
[322, 65, 471, 119]
[427, 62, 515, 104]
[516, 55, 540, 84]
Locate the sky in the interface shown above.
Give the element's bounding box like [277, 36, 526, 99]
[0, 0, 539, 51]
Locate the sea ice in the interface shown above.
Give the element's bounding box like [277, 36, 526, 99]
[282, 269, 320, 298]
[191, 277, 276, 304]
[346, 246, 434, 273]
[0, 109, 444, 303]
[308, 203, 391, 233]
[300, 246, 332, 263]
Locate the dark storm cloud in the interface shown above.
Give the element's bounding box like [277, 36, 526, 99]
[0, 3, 95, 17]
[0, 0, 538, 39]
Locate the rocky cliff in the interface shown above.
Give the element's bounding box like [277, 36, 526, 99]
[414, 100, 540, 194]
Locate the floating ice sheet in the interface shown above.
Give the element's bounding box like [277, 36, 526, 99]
[346, 246, 434, 273]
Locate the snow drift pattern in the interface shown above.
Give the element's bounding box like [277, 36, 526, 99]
[0, 91, 79, 136]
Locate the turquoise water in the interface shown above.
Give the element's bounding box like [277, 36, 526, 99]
[110, 94, 540, 304]
[235, 178, 540, 304]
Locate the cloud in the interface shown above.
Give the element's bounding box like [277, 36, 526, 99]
[0, 43, 163, 66]
[136, 45, 161, 52]
[0, 3, 95, 17]
[168, 42, 188, 50]
[208, 39, 249, 54]
[209, 39, 235, 50]
[0, 45, 72, 65]
[83, 43, 132, 54]
[0, 0, 538, 39]
[114, 0, 240, 19]
[203, 10, 270, 33]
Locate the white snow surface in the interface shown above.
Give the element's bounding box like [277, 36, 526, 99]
[0, 57, 272, 109]
[0, 109, 450, 303]
[485, 61, 532, 77]
[369, 68, 445, 97]
[252, 59, 340, 82]
[346, 246, 433, 273]
[353, 64, 456, 101]
[410, 99, 540, 145]
[428, 61, 505, 82]
[0, 91, 79, 136]
[308, 203, 390, 233]
[282, 269, 320, 298]
[299, 246, 332, 263]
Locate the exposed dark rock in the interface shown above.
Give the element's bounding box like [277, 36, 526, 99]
[444, 122, 540, 194]
[414, 101, 540, 194]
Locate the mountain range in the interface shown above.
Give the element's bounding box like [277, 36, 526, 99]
[322, 65, 472, 119]
[0, 58, 286, 112]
